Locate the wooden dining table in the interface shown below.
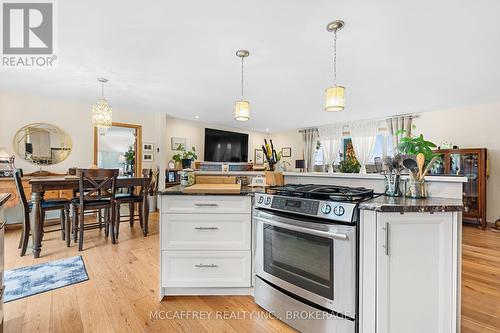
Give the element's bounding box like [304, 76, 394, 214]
[29, 176, 150, 258]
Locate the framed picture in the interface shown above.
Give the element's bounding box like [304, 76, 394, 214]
[254, 149, 265, 164]
[281, 147, 292, 158]
[143, 153, 154, 162]
[167, 170, 177, 183]
[171, 137, 186, 150]
[143, 142, 154, 152]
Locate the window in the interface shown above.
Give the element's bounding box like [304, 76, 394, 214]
[314, 147, 324, 166]
[342, 135, 393, 164]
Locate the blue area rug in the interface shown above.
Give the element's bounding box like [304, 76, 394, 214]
[4, 256, 89, 303]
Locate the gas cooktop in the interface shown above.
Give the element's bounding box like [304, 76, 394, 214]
[266, 184, 374, 202]
[254, 184, 375, 223]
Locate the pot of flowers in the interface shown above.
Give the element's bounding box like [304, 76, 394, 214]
[173, 146, 198, 169]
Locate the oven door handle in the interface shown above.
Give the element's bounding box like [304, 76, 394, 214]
[255, 216, 349, 241]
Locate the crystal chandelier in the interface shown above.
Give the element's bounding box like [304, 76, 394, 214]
[92, 78, 112, 135]
[234, 50, 250, 121]
[325, 20, 345, 112]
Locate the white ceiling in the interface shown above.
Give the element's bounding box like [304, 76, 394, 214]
[1, 0, 499, 132]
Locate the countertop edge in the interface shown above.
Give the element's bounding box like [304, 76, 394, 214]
[359, 196, 464, 213]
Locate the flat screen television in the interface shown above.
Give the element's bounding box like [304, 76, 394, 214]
[204, 128, 249, 162]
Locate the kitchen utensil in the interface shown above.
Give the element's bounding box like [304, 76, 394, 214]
[420, 156, 439, 180]
[416, 153, 425, 179]
[403, 158, 417, 171]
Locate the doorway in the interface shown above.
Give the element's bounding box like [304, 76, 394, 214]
[93, 122, 142, 176]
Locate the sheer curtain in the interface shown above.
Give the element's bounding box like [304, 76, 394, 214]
[386, 116, 413, 153]
[301, 129, 318, 172]
[350, 120, 380, 174]
[318, 124, 342, 173]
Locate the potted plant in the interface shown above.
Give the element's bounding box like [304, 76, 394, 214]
[172, 145, 197, 169]
[396, 128, 438, 198]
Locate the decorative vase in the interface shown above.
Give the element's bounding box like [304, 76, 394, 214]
[181, 158, 192, 169]
[384, 174, 402, 197]
[406, 178, 427, 198]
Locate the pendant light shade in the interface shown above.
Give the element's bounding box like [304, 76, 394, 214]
[234, 50, 250, 121]
[92, 78, 112, 136]
[325, 85, 345, 112]
[234, 100, 250, 121]
[325, 20, 345, 112]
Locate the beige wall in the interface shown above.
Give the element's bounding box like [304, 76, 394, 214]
[413, 103, 500, 223]
[165, 116, 269, 164]
[0, 91, 162, 174]
[267, 129, 303, 171]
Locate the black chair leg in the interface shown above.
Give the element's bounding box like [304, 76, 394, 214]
[138, 204, 144, 229]
[104, 208, 110, 237]
[78, 210, 84, 251]
[73, 208, 78, 243]
[115, 204, 121, 242]
[98, 209, 103, 230]
[20, 210, 30, 256]
[129, 202, 134, 227]
[65, 206, 71, 247]
[60, 208, 66, 240]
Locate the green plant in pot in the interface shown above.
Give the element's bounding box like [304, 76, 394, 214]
[396, 128, 437, 163]
[172, 145, 197, 169]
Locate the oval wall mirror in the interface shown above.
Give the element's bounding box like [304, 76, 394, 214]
[13, 123, 72, 165]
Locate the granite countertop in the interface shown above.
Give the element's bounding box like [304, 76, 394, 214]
[359, 195, 463, 213]
[0, 193, 11, 207]
[159, 184, 266, 195]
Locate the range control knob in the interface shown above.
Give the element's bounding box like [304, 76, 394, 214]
[333, 206, 345, 216]
[258, 196, 264, 204]
[320, 204, 332, 214]
[265, 197, 272, 205]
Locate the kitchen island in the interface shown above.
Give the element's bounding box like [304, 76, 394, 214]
[158, 174, 464, 333]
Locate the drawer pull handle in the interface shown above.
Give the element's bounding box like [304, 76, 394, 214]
[194, 264, 218, 268]
[194, 227, 219, 230]
[194, 203, 219, 207]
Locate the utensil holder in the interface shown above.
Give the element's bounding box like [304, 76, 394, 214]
[384, 174, 402, 197]
[406, 178, 427, 198]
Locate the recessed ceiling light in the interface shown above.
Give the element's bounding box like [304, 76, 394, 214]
[195, 115, 200, 119]
[265, 128, 270, 132]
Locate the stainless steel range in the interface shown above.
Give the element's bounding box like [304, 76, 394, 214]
[253, 184, 375, 333]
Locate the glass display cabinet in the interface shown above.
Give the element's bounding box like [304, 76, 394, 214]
[431, 148, 488, 229]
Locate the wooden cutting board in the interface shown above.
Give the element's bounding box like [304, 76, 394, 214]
[182, 183, 241, 194]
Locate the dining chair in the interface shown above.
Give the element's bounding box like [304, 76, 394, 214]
[72, 168, 118, 251]
[13, 169, 71, 256]
[114, 169, 151, 240]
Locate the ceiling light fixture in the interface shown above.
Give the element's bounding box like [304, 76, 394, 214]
[92, 78, 113, 136]
[325, 20, 345, 112]
[234, 50, 250, 121]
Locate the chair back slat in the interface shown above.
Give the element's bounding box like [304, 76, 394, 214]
[13, 169, 29, 210]
[76, 169, 118, 203]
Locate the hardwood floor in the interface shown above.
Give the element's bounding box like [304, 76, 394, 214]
[462, 227, 500, 332]
[3, 213, 500, 332]
[3, 212, 295, 333]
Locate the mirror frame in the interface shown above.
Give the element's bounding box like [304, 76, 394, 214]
[12, 122, 73, 166]
[93, 122, 142, 176]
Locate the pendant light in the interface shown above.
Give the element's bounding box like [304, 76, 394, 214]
[234, 50, 250, 121]
[325, 20, 345, 112]
[92, 78, 113, 135]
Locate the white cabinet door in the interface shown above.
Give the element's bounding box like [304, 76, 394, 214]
[161, 213, 251, 250]
[161, 195, 251, 214]
[376, 212, 455, 333]
[161, 250, 251, 288]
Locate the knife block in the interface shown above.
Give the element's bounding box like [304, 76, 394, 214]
[265, 171, 284, 186]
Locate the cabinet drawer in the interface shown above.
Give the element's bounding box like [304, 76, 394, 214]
[161, 213, 250, 250]
[161, 250, 251, 288]
[161, 195, 251, 214]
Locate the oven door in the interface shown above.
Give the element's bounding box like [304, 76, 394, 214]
[254, 209, 356, 318]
